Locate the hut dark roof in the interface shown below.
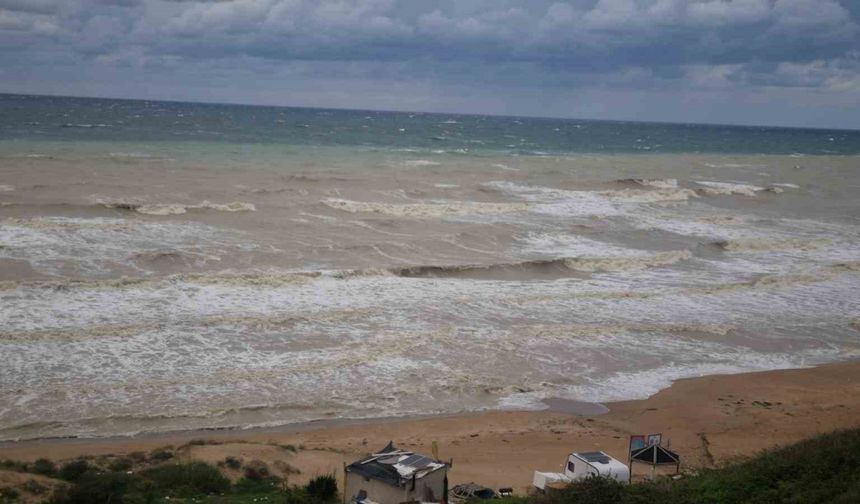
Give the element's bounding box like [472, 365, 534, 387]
[631, 445, 681, 465]
[346, 442, 446, 487]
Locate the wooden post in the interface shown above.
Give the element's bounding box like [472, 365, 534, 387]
[342, 465, 347, 504]
[627, 437, 633, 484]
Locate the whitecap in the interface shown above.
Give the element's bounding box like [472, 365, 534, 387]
[695, 181, 767, 196]
[403, 160, 441, 167]
[321, 198, 528, 218]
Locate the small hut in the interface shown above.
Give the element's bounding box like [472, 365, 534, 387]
[629, 444, 681, 481]
[345, 442, 449, 504]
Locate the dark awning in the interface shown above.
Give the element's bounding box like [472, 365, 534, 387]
[630, 445, 680, 465]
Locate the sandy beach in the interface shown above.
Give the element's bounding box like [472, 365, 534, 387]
[2, 360, 858, 495]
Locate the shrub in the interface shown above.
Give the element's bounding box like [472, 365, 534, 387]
[108, 458, 133, 472]
[49, 472, 136, 504]
[21, 480, 48, 495]
[148, 448, 173, 462]
[58, 460, 90, 482]
[243, 460, 270, 481]
[0, 488, 20, 502]
[234, 477, 281, 494]
[140, 461, 230, 497]
[305, 474, 338, 503]
[224, 456, 242, 470]
[542, 476, 625, 504]
[0, 460, 29, 473]
[31, 458, 57, 477]
[127, 452, 146, 464]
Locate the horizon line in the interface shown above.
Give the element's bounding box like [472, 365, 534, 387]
[2, 91, 858, 134]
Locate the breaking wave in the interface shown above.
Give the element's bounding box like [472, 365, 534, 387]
[714, 238, 831, 253]
[336, 250, 692, 279]
[485, 181, 698, 210]
[518, 322, 735, 340]
[2, 217, 137, 230]
[0, 250, 693, 291]
[615, 178, 679, 189]
[95, 198, 256, 215]
[0, 270, 315, 292]
[600, 188, 698, 203]
[694, 181, 782, 196]
[403, 160, 441, 167]
[689, 263, 860, 295]
[129, 249, 222, 268]
[0, 308, 376, 343]
[321, 198, 529, 218]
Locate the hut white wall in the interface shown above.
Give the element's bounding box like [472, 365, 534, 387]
[345, 468, 446, 504]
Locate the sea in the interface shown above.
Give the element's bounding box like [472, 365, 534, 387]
[1, 93, 859, 441]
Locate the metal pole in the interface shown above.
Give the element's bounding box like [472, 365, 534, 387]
[652, 446, 657, 481]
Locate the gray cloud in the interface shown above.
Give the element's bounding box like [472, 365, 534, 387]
[0, 0, 858, 128]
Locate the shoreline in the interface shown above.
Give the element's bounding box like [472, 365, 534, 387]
[0, 394, 614, 445]
[2, 360, 859, 493]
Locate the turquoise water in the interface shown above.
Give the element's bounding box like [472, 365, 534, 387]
[2, 93, 859, 155]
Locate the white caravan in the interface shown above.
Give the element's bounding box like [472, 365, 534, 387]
[533, 451, 629, 491]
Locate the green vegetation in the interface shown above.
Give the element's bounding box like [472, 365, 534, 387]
[499, 427, 860, 504]
[31, 459, 57, 477]
[0, 488, 21, 503]
[42, 455, 338, 504]
[223, 456, 242, 470]
[3, 429, 858, 503]
[58, 460, 90, 482]
[138, 462, 231, 497]
[305, 474, 338, 502]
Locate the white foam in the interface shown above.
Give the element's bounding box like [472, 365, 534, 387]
[718, 238, 831, 253]
[563, 251, 692, 272]
[3, 259, 858, 440]
[0, 217, 243, 276]
[484, 181, 695, 219]
[321, 198, 528, 218]
[695, 180, 767, 196]
[601, 187, 698, 203]
[94, 197, 256, 215]
[621, 178, 679, 189]
[0, 185, 14, 192]
[519, 232, 692, 272]
[404, 160, 441, 167]
[703, 163, 761, 168]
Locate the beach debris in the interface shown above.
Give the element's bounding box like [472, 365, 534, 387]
[450, 482, 498, 502]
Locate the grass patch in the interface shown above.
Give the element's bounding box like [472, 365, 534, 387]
[31, 458, 57, 477]
[525, 428, 860, 504]
[58, 460, 90, 482]
[45, 461, 339, 504]
[140, 462, 231, 497]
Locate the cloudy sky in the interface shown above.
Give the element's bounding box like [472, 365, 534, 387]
[1, 0, 859, 128]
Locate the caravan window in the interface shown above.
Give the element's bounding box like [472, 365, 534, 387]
[567, 461, 575, 472]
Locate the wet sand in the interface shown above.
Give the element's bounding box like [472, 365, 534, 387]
[2, 360, 859, 494]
